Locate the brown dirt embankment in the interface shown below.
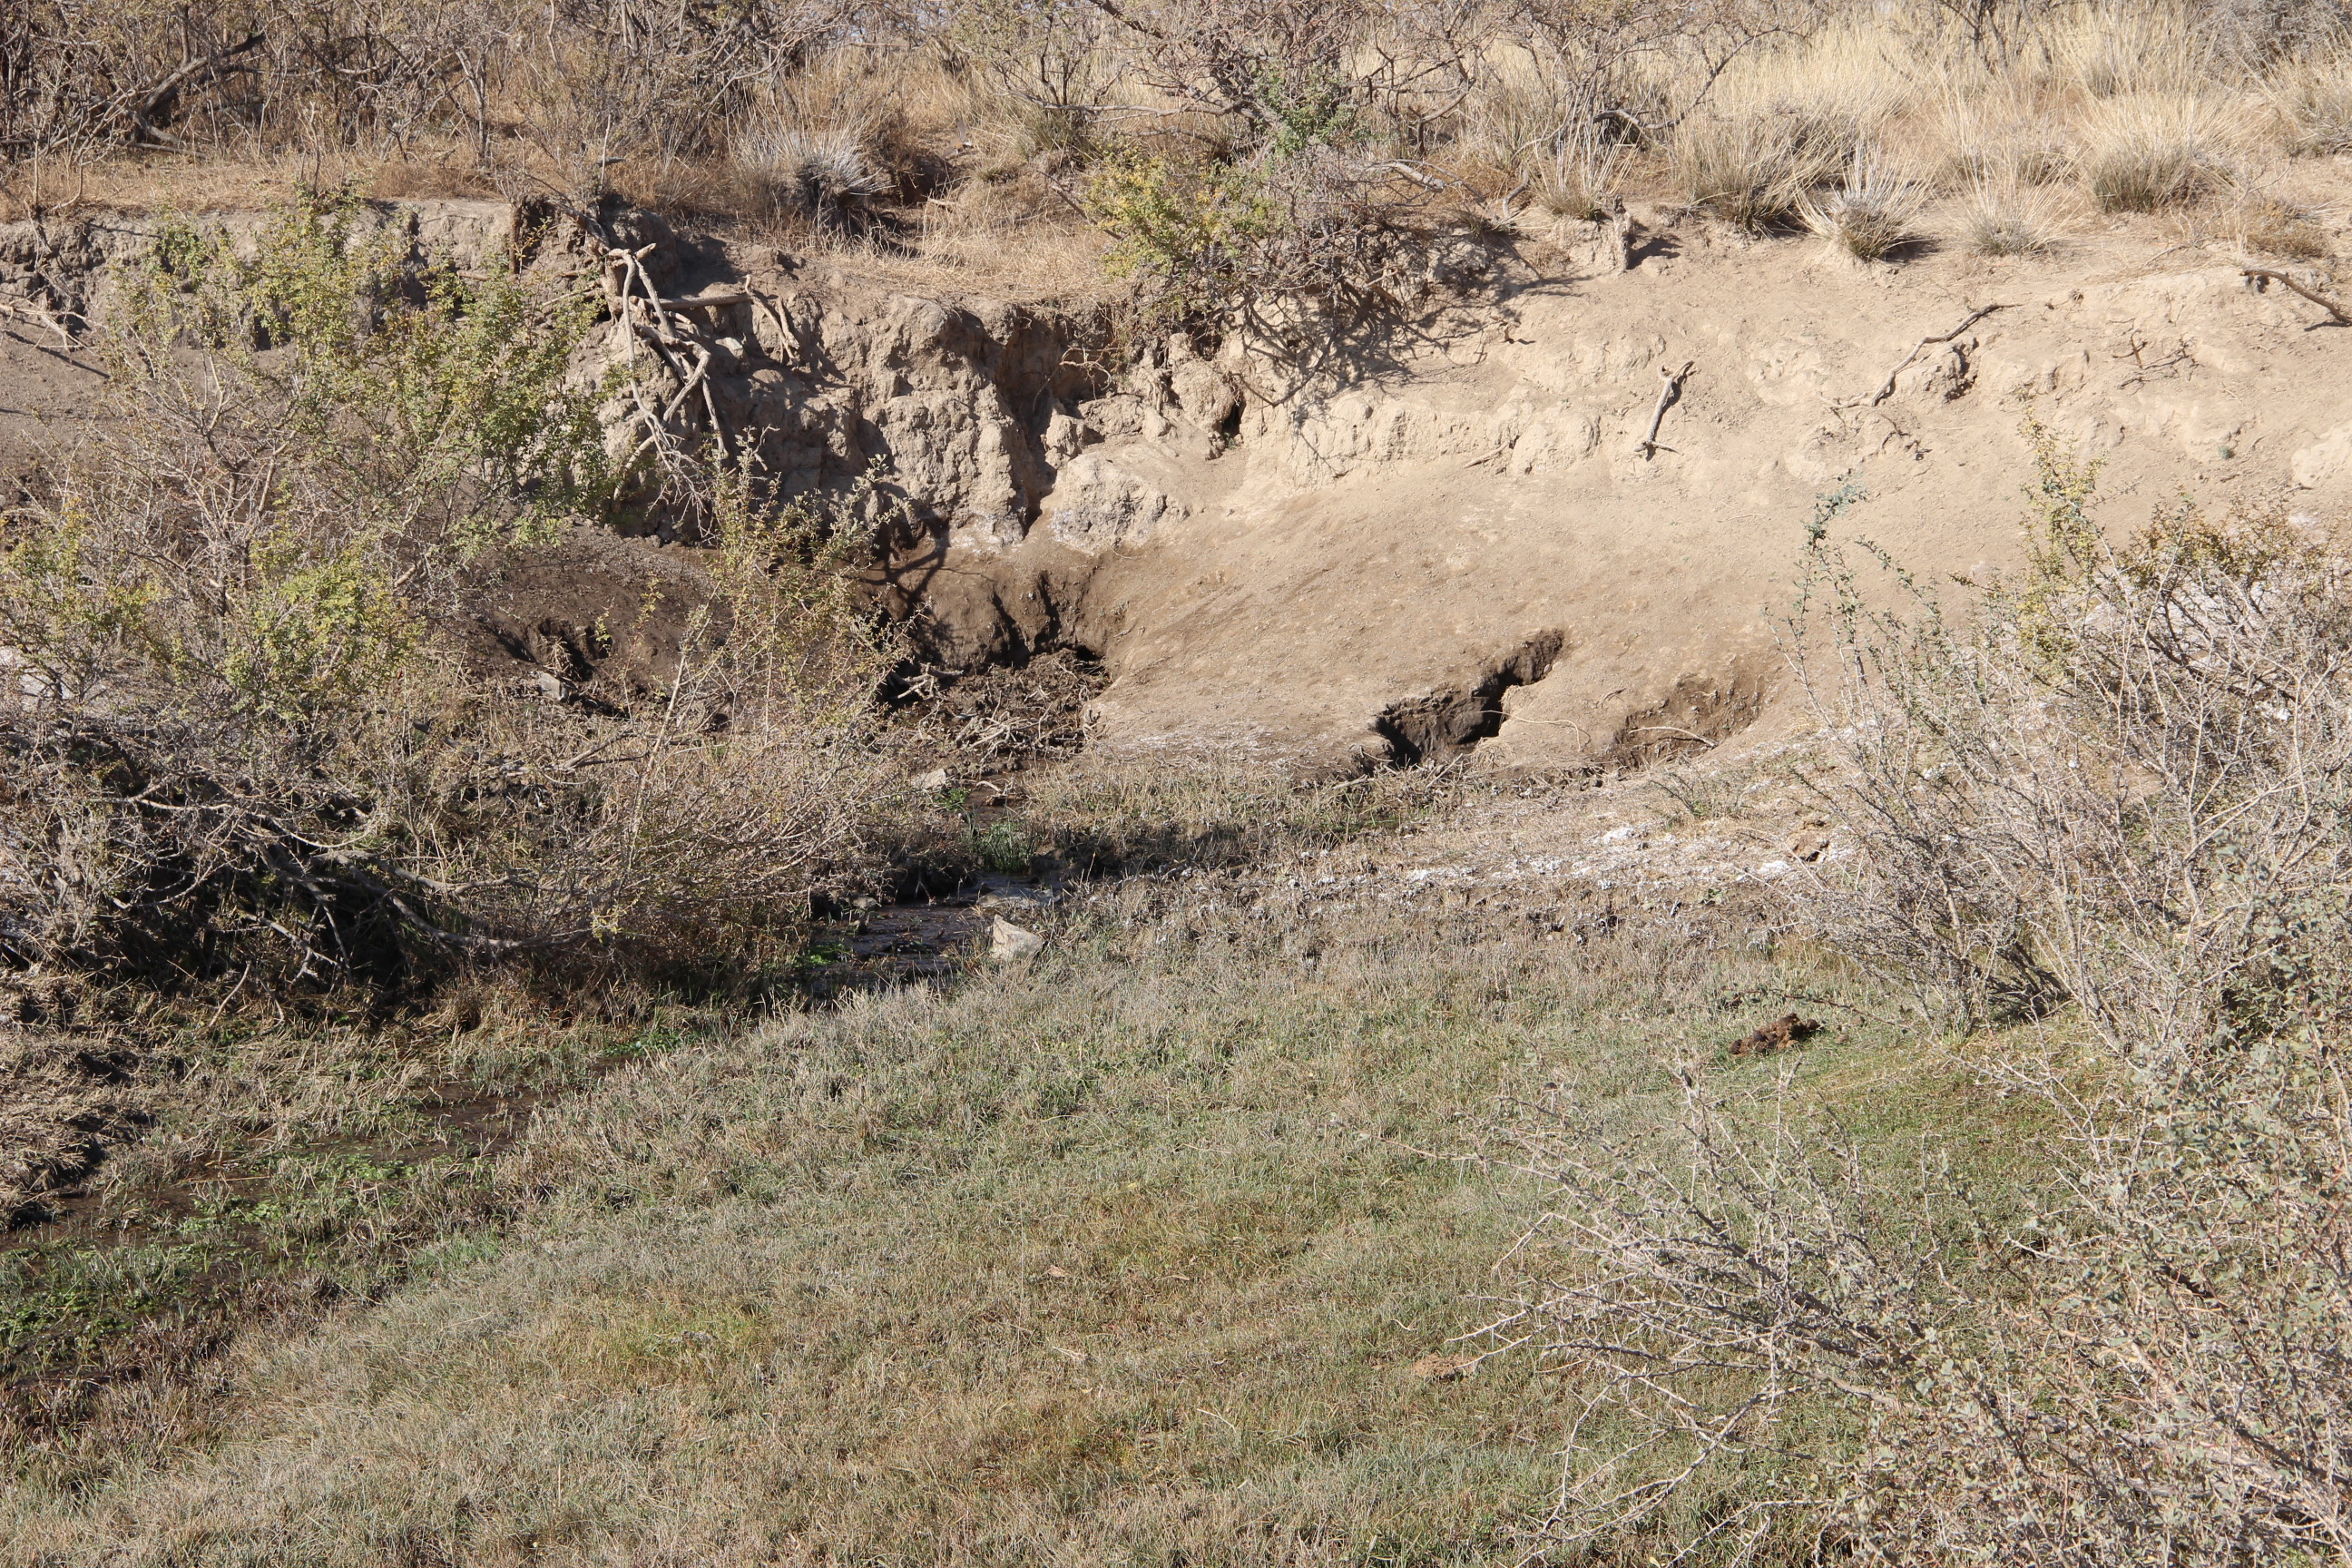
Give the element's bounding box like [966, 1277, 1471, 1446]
[5, 189, 2351, 773]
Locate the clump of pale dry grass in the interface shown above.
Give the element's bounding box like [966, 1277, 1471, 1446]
[2047, 2, 2208, 97]
[1963, 175, 2063, 255]
[1800, 151, 1925, 260]
[2077, 94, 2244, 212]
[2263, 54, 2352, 154]
[2236, 193, 2335, 257]
[1527, 131, 1625, 225]
[1670, 112, 1831, 230]
[1932, 88, 2072, 191]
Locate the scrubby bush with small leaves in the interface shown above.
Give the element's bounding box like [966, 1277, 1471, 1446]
[0, 198, 906, 995]
[1486, 426, 2352, 1564]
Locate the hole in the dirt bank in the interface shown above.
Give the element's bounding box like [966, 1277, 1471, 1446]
[1215, 397, 1244, 443]
[1610, 671, 1770, 766]
[1373, 632, 1563, 767]
[889, 644, 1108, 768]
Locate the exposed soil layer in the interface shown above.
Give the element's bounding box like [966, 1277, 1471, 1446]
[7, 187, 2352, 777]
[1374, 632, 1563, 765]
[448, 525, 719, 701]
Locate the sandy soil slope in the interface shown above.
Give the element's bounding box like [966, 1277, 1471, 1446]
[5, 187, 2349, 774]
[1040, 198, 2352, 770]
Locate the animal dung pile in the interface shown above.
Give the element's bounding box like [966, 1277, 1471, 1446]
[1727, 1013, 1823, 1058]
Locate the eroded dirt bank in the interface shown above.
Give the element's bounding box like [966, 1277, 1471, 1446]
[6, 193, 2350, 771]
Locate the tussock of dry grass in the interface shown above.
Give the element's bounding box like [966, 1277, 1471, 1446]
[2266, 58, 2352, 155]
[2238, 194, 2335, 258]
[1527, 132, 1624, 226]
[1963, 176, 2064, 256]
[1800, 152, 1925, 260]
[2078, 94, 2246, 213]
[1669, 113, 1830, 230]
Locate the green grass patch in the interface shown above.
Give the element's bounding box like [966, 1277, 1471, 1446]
[1, 889, 1970, 1564]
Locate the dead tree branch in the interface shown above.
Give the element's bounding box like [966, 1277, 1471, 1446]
[1854, 304, 2007, 408]
[1636, 360, 1693, 460]
[126, 33, 266, 148]
[2243, 268, 2351, 328]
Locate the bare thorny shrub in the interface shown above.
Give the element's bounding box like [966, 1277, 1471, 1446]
[0, 199, 906, 997]
[1477, 433, 2352, 1564]
[0, 1, 860, 181]
[1799, 423, 2352, 1048]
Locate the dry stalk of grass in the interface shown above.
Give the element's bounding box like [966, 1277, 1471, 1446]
[1931, 86, 2071, 192]
[1526, 127, 1625, 227]
[2262, 52, 2352, 154]
[1648, 759, 1760, 823]
[2046, 3, 2210, 98]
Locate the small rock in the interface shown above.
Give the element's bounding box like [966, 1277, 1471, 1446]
[991, 917, 1045, 964]
[914, 768, 952, 793]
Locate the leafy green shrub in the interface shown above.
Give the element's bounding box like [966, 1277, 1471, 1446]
[1083, 143, 1420, 333]
[970, 818, 1036, 872]
[1085, 151, 1283, 325]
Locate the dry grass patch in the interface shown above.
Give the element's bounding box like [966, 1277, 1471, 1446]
[2077, 94, 2244, 213]
[2237, 194, 2334, 258]
[2265, 54, 2352, 155]
[1, 881, 1928, 1565]
[1669, 113, 1831, 230]
[1800, 152, 1925, 260]
[1526, 132, 1625, 228]
[1961, 176, 2064, 256]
